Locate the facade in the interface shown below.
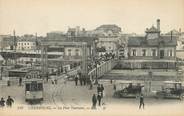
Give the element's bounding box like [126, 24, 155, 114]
[97, 37, 119, 55]
[64, 46, 84, 59]
[0, 35, 15, 50]
[94, 24, 122, 37]
[128, 19, 177, 60]
[46, 31, 66, 40]
[64, 37, 97, 60]
[16, 35, 37, 52]
[124, 19, 177, 69]
[66, 26, 87, 37]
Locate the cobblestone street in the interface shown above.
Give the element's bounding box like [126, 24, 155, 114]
[1, 78, 184, 109]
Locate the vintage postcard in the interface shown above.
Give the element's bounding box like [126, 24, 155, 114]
[0, 0, 184, 116]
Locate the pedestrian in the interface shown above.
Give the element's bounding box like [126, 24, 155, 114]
[89, 80, 93, 90]
[97, 94, 102, 106]
[139, 94, 145, 109]
[7, 80, 10, 86]
[83, 78, 86, 85]
[92, 94, 97, 109]
[74, 76, 78, 86]
[100, 84, 104, 98]
[113, 84, 116, 91]
[110, 79, 113, 84]
[79, 77, 82, 86]
[0, 97, 5, 108]
[54, 79, 57, 84]
[97, 84, 101, 94]
[6, 96, 14, 108]
[19, 77, 22, 86]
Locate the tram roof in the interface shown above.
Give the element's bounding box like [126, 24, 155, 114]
[24, 78, 43, 83]
[116, 80, 143, 84]
[164, 81, 182, 84]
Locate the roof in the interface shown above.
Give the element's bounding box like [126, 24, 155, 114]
[24, 78, 43, 83]
[66, 37, 97, 46]
[128, 35, 177, 47]
[95, 24, 122, 33]
[164, 81, 182, 84]
[166, 29, 180, 35]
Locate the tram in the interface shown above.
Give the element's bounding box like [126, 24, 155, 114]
[24, 78, 44, 103]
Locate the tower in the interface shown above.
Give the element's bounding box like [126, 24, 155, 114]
[157, 19, 160, 32]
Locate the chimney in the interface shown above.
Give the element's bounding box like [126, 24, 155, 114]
[157, 19, 160, 31]
[179, 28, 181, 35]
[171, 31, 173, 41]
[13, 29, 16, 51]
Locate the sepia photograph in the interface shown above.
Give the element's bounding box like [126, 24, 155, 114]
[0, 0, 184, 116]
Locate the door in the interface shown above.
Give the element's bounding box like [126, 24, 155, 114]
[160, 50, 164, 59]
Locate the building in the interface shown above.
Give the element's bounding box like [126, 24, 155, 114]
[97, 37, 120, 55]
[0, 35, 15, 51]
[165, 29, 184, 50]
[16, 35, 37, 52]
[94, 24, 122, 37]
[125, 19, 177, 69]
[64, 37, 97, 60]
[46, 31, 66, 40]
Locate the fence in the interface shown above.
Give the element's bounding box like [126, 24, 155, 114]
[88, 59, 117, 80]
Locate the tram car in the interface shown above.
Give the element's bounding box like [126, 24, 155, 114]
[155, 81, 184, 100]
[24, 78, 44, 103]
[113, 81, 144, 98]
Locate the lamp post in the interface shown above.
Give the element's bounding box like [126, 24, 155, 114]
[0, 67, 3, 80]
[148, 66, 152, 93]
[94, 59, 98, 85]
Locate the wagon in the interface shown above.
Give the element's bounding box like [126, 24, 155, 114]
[155, 81, 184, 100]
[113, 81, 144, 98]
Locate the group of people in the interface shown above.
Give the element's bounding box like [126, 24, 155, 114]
[91, 84, 105, 109]
[0, 96, 14, 108]
[74, 75, 91, 86]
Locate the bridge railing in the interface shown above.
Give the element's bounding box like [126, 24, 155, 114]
[88, 59, 117, 80]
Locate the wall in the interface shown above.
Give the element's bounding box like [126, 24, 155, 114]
[64, 46, 90, 58]
[97, 37, 119, 54]
[17, 41, 36, 51]
[128, 46, 176, 60]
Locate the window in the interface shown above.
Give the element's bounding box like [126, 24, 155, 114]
[24, 43, 26, 45]
[132, 49, 136, 56]
[31, 82, 37, 91]
[168, 50, 173, 56]
[75, 49, 79, 56]
[27, 43, 29, 45]
[37, 83, 43, 91]
[152, 49, 156, 56]
[142, 49, 146, 56]
[68, 49, 71, 56]
[26, 84, 30, 91]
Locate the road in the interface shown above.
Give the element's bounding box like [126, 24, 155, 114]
[0, 79, 184, 116]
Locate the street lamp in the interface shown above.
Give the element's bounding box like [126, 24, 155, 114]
[0, 67, 3, 80]
[94, 59, 98, 85]
[148, 66, 152, 93]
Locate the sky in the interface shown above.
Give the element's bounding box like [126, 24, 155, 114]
[0, 0, 184, 36]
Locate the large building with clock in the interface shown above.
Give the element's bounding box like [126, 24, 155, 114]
[126, 19, 177, 69]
